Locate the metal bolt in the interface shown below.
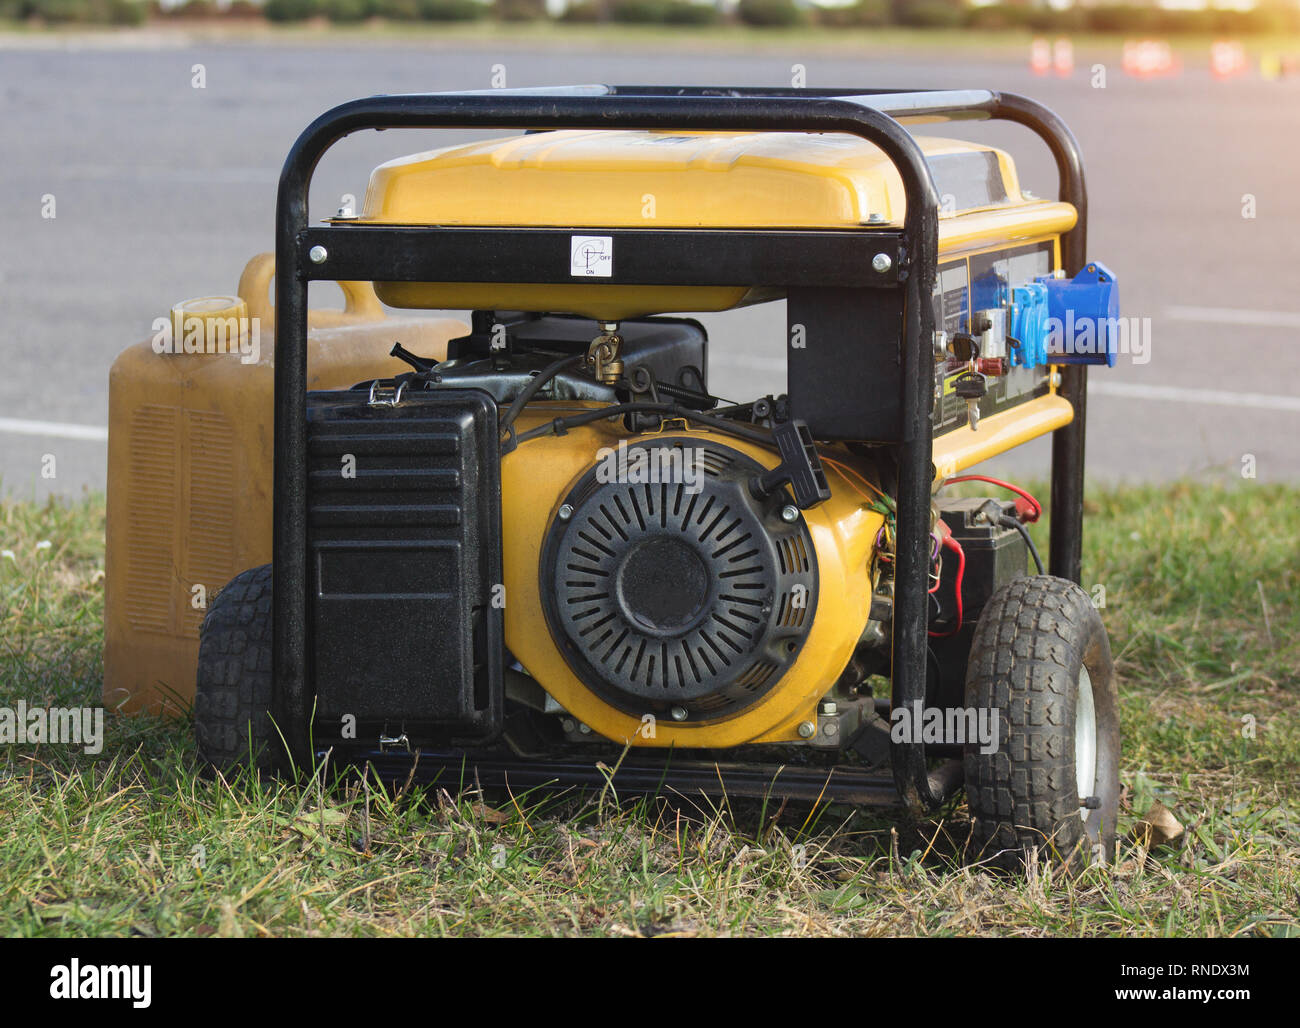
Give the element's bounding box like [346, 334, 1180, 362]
[780, 505, 799, 524]
[819, 700, 838, 716]
[308, 245, 328, 265]
[867, 213, 888, 225]
[335, 205, 355, 219]
[669, 706, 688, 722]
[822, 722, 839, 738]
[557, 503, 574, 521]
[871, 252, 893, 274]
[797, 720, 816, 739]
[560, 718, 576, 733]
[578, 722, 592, 735]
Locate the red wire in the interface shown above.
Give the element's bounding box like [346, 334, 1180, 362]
[943, 474, 1042, 522]
[928, 534, 965, 638]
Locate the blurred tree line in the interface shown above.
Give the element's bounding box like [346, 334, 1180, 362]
[2, 0, 1296, 35]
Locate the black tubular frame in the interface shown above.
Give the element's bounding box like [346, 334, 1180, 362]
[273, 85, 1088, 810]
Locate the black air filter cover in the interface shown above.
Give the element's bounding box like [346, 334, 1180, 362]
[305, 388, 503, 744]
[540, 438, 818, 721]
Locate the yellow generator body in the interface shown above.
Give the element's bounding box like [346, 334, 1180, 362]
[103, 254, 465, 715]
[321, 127, 1080, 749]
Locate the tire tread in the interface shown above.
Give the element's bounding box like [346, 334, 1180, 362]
[964, 575, 1110, 869]
[193, 564, 275, 774]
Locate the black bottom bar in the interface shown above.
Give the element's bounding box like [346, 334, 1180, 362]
[341, 750, 904, 807]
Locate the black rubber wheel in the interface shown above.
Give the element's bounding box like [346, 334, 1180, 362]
[194, 564, 277, 775]
[963, 575, 1120, 871]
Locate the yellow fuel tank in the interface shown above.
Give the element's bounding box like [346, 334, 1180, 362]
[357, 129, 1076, 319]
[104, 254, 466, 716]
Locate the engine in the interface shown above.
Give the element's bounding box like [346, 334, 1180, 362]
[301, 290, 1045, 754]
[408, 313, 891, 750]
[304, 310, 889, 752]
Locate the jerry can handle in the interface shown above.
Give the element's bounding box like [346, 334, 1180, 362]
[238, 252, 385, 328]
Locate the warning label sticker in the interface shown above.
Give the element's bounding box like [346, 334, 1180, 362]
[571, 235, 613, 278]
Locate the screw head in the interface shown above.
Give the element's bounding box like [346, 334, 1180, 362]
[557, 503, 574, 521]
[781, 504, 799, 523]
[669, 706, 688, 722]
[308, 245, 328, 265]
[797, 720, 816, 739]
[871, 252, 892, 274]
[578, 722, 592, 735]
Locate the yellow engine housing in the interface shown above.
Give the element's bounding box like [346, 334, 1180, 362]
[501, 406, 884, 747]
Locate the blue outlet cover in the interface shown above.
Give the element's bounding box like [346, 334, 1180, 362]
[1036, 262, 1120, 367]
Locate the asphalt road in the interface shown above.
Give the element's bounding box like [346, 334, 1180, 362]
[2, 32, 1299, 499]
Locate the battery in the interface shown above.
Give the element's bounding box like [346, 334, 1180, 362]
[926, 497, 1029, 709]
[938, 496, 1029, 621]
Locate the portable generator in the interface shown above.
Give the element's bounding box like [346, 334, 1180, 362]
[135, 86, 1124, 869]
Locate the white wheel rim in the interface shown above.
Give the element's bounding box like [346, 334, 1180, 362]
[1076, 665, 1098, 820]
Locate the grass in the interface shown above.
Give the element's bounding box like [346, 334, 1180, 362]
[1, 482, 1296, 937]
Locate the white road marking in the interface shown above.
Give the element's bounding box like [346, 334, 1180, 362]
[1089, 381, 1300, 413]
[0, 418, 109, 442]
[1165, 305, 1300, 329]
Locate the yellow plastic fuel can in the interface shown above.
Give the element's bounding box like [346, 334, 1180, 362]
[104, 254, 466, 715]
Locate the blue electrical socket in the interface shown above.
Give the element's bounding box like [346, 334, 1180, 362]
[1036, 262, 1120, 367]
